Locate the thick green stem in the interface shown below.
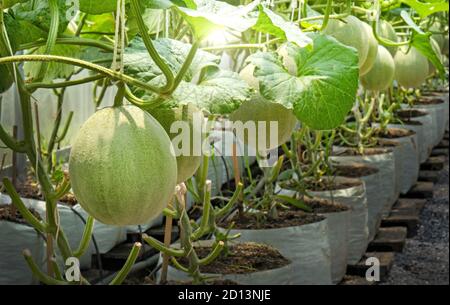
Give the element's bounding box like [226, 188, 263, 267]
[27, 75, 105, 91]
[2, 178, 48, 233]
[198, 241, 224, 265]
[320, 0, 333, 31]
[130, 0, 174, 93]
[215, 182, 243, 218]
[19, 37, 114, 53]
[0, 54, 163, 94]
[171, 41, 199, 92]
[142, 234, 185, 257]
[109, 242, 142, 285]
[22, 250, 69, 285]
[35, 0, 59, 82]
[372, 20, 411, 47]
[73, 216, 94, 258]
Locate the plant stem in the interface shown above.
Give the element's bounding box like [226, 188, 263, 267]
[109, 243, 142, 285]
[19, 37, 114, 53]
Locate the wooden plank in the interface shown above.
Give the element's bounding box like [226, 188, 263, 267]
[401, 181, 434, 199]
[420, 156, 445, 171]
[339, 275, 376, 286]
[430, 148, 449, 157]
[346, 252, 395, 282]
[381, 209, 420, 238]
[395, 198, 427, 213]
[418, 170, 440, 183]
[367, 227, 407, 253]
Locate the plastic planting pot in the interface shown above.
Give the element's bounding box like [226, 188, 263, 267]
[331, 162, 381, 243]
[331, 147, 397, 218]
[274, 186, 350, 284]
[225, 218, 333, 285]
[392, 109, 434, 163]
[376, 127, 420, 195]
[0, 193, 127, 270]
[306, 177, 369, 265]
[157, 241, 296, 285]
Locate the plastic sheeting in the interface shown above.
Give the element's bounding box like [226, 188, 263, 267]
[308, 177, 368, 265]
[226, 219, 332, 285]
[0, 193, 127, 270]
[331, 148, 396, 218]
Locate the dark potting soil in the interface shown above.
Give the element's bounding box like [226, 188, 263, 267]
[15, 177, 77, 207]
[396, 109, 428, 119]
[177, 242, 290, 275]
[222, 209, 325, 230]
[304, 197, 348, 213]
[334, 164, 379, 178]
[375, 128, 415, 139]
[140, 277, 239, 285]
[0, 204, 41, 225]
[304, 179, 360, 191]
[415, 98, 445, 105]
[333, 147, 390, 157]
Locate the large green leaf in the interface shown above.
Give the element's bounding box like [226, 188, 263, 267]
[79, 0, 117, 15]
[24, 44, 81, 82]
[253, 5, 312, 48]
[3, 10, 47, 49]
[399, 0, 449, 18]
[12, 0, 70, 34]
[247, 34, 359, 130]
[411, 32, 445, 78]
[171, 66, 251, 114]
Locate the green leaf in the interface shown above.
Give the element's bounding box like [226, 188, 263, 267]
[127, 8, 164, 39]
[400, 10, 424, 34]
[173, 0, 258, 40]
[78, 0, 117, 14]
[253, 5, 312, 48]
[24, 44, 81, 82]
[1, 0, 29, 9]
[171, 66, 251, 114]
[411, 32, 445, 78]
[248, 34, 359, 130]
[3, 11, 47, 49]
[399, 0, 449, 18]
[12, 0, 70, 34]
[274, 195, 312, 212]
[80, 13, 116, 39]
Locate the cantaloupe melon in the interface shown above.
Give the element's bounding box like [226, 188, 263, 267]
[239, 64, 259, 90]
[149, 103, 203, 184]
[361, 46, 395, 91]
[394, 46, 429, 89]
[229, 96, 297, 151]
[277, 43, 297, 76]
[377, 20, 399, 57]
[69, 105, 177, 226]
[360, 22, 379, 76]
[324, 16, 369, 69]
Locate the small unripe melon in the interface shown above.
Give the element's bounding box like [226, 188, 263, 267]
[229, 96, 297, 151]
[360, 22, 379, 76]
[69, 105, 178, 226]
[361, 46, 395, 91]
[149, 103, 203, 184]
[239, 64, 259, 90]
[377, 20, 399, 57]
[394, 46, 429, 89]
[277, 43, 297, 76]
[324, 15, 369, 68]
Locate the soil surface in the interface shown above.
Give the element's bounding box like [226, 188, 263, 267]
[178, 242, 290, 275]
[304, 179, 360, 192]
[304, 197, 348, 213]
[376, 128, 415, 139]
[0, 204, 41, 225]
[416, 98, 445, 105]
[383, 152, 449, 285]
[334, 164, 379, 178]
[333, 147, 391, 156]
[223, 209, 325, 230]
[396, 109, 428, 119]
[15, 176, 77, 206]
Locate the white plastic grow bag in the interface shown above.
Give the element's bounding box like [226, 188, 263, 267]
[331, 147, 397, 218]
[274, 184, 349, 284]
[307, 177, 368, 265]
[330, 162, 382, 243]
[0, 193, 126, 269]
[225, 218, 332, 285]
[376, 128, 420, 195]
[156, 240, 297, 285]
